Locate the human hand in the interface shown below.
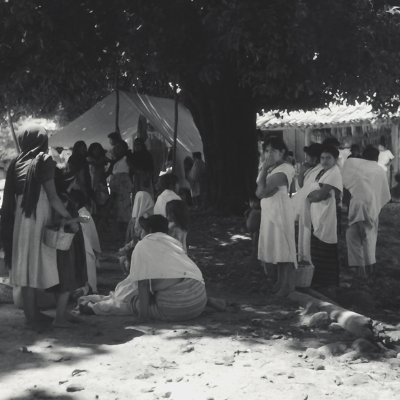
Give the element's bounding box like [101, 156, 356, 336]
[64, 221, 80, 233]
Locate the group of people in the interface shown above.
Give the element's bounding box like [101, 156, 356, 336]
[0, 124, 393, 328]
[252, 136, 391, 296]
[0, 126, 216, 329]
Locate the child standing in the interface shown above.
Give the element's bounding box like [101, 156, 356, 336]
[244, 195, 261, 260]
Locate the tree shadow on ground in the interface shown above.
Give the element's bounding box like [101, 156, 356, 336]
[0, 304, 144, 381]
[8, 389, 74, 400]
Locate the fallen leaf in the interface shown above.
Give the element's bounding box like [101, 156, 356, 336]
[66, 384, 85, 392]
[71, 369, 87, 377]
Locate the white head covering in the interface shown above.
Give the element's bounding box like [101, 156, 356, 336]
[132, 191, 154, 235]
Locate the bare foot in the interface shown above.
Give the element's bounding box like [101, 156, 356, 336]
[66, 312, 83, 323]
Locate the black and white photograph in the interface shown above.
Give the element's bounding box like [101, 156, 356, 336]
[1, 1, 400, 399]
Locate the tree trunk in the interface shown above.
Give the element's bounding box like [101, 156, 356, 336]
[184, 79, 259, 214]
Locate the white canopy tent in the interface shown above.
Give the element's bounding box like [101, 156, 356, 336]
[49, 91, 203, 184]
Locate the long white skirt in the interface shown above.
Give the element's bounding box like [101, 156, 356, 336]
[346, 220, 378, 267]
[10, 189, 58, 289]
[258, 189, 297, 266]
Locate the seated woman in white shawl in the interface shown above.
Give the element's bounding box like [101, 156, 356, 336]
[154, 173, 181, 217]
[343, 145, 390, 278]
[79, 215, 207, 321]
[307, 145, 343, 288]
[256, 137, 297, 297]
[126, 191, 154, 243]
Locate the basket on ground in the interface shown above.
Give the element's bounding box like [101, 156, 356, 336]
[295, 262, 314, 288]
[43, 226, 75, 251]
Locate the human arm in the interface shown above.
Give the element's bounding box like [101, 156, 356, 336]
[138, 279, 151, 321]
[256, 172, 286, 199]
[297, 163, 313, 188]
[307, 184, 336, 203]
[42, 179, 71, 219]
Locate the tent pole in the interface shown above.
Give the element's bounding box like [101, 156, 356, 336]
[7, 110, 20, 153]
[172, 84, 179, 173]
[115, 71, 120, 134]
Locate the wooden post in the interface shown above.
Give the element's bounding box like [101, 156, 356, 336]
[172, 85, 179, 174]
[115, 87, 120, 134]
[7, 110, 20, 153]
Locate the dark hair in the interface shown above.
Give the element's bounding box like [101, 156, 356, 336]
[320, 144, 339, 159]
[114, 140, 128, 152]
[362, 145, 379, 162]
[304, 143, 322, 159]
[139, 215, 169, 234]
[166, 200, 189, 231]
[322, 137, 340, 148]
[262, 137, 289, 156]
[158, 173, 178, 192]
[72, 140, 87, 154]
[88, 142, 105, 158]
[350, 144, 360, 153]
[108, 132, 122, 143]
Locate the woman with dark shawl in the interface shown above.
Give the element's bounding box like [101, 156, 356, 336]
[66, 140, 92, 206]
[131, 138, 154, 198]
[0, 127, 73, 327]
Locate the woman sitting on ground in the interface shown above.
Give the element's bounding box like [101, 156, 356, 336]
[119, 191, 155, 274]
[154, 173, 181, 217]
[79, 215, 208, 321]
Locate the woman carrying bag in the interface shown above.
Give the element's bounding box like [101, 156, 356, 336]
[1, 126, 78, 328]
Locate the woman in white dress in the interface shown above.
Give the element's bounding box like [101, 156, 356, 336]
[295, 143, 323, 263]
[256, 137, 297, 297]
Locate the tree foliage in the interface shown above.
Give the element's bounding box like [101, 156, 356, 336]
[2, 0, 400, 209]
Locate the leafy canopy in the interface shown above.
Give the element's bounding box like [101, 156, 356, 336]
[1, 0, 400, 118]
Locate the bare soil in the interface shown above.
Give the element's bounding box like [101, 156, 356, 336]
[1, 205, 400, 400]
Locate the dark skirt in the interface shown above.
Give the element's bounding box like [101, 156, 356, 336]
[49, 228, 87, 293]
[311, 234, 339, 288]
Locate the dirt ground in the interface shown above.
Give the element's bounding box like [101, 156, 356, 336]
[1, 205, 400, 400]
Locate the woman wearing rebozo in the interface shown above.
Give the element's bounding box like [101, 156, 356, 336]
[0, 126, 74, 327]
[307, 145, 343, 288]
[79, 215, 207, 321]
[256, 137, 297, 297]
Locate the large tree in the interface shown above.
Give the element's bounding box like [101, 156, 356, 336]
[2, 0, 400, 212]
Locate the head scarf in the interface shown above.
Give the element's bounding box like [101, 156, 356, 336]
[1, 126, 49, 267]
[131, 191, 154, 237]
[17, 127, 49, 218]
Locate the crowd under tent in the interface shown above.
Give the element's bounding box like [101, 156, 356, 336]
[49, 91, 204, 186]
[257, 103, 400, 183]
